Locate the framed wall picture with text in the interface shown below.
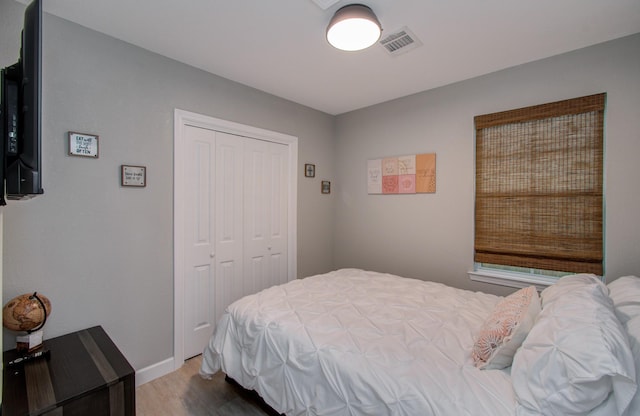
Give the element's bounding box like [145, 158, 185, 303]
[121, 165, 146, 187]
[68, 132, 99, 158]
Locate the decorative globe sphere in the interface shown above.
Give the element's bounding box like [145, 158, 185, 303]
[3, 293, 52, 332]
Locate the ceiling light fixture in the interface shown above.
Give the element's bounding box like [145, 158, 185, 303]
[326, 4, 382, 52]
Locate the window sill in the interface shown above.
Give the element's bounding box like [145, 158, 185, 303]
[468, 269, 556, 291]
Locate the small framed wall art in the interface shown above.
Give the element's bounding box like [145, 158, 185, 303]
[68, 131, 99, 158]
[121, 165, 146, 187]
[305, 163, 316, 178]
[321, 180, 331, 194]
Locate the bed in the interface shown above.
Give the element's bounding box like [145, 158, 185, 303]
[200, 268, 640, 416]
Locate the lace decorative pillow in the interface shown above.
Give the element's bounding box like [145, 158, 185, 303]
[472, 286, 540, 370]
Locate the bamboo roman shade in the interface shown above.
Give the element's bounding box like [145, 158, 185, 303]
[474, 93, 605, 275]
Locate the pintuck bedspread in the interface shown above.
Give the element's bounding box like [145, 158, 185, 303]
[200, 268, 640, 416]
[200, 269, 514, 415]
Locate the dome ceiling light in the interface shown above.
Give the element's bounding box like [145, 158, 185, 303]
[326, 4, 382, 52]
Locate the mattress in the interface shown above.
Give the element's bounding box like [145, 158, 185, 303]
[200, 268, 516, 415]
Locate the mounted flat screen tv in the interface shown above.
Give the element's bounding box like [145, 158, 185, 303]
[1, 0, 44, 205]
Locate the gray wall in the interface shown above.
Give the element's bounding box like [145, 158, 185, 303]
[1, 0, 336, 369]
[333, 33, 640, 297]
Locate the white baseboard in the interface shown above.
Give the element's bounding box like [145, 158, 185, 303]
[135, 357, 175, 387]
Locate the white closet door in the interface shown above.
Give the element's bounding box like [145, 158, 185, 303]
[244, 139, 289, 293]
[266, 140, 289, 288]
[213, 132, 244, 324]
[183, 125, 217, 359]
[182, 127, 287, 360]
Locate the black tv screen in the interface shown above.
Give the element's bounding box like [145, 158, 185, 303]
[1, 0, 44, 204]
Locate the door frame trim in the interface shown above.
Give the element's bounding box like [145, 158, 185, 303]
[173, 109, 298, 370]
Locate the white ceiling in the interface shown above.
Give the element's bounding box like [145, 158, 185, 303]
[23, 0, 640, 115]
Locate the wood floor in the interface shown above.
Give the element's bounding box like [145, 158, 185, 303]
[136, 355, 271, 416]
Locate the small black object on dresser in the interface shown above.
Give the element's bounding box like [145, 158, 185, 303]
[2, 325, 135, 415]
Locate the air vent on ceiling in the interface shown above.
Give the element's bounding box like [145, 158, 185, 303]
[310, 0, 341, 10]
[379, 26, 423, 56]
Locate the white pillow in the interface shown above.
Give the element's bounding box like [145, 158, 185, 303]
[608, 275, 640, 324]
[472, 286, 540, 370]
[623, 316, 640, 416]
[512, 279, 637, 415]
[540, 273, 605, 308]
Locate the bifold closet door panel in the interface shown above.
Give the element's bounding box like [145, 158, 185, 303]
[244, 139, 289, 295]
[213, 132, 245, 322]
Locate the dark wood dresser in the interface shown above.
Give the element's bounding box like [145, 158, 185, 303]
[2, 325, 135, 415]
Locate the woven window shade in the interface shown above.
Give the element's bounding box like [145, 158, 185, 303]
[474, 93, 605, 275]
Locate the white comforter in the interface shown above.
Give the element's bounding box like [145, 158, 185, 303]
[201, 269, 516, 415]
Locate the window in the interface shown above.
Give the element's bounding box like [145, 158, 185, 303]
[471, 93, 605, 288]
